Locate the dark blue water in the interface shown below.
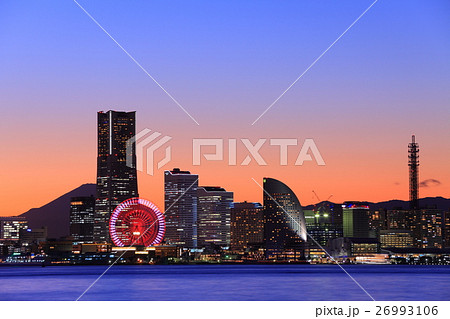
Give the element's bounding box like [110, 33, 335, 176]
[0, 265, 449, 301]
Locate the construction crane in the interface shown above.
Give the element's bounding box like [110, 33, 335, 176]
[312, 190, 321, 202]
[312, 191, 333, 203]
[312, 191, 333, 218]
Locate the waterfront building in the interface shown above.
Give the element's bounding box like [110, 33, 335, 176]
[263, 177, 307, 259]
[164, 168, 198, 248]
[41, 240, 74, 256]
[230, 202, 264, 250]
[342, 202, 371, 238]
[379, 229, 413, 248]
[304, 203, 343, 247]
[387, 210, 410, 230]
[19, 227, 47, 245]
[418, 209, 445, 249]
[70, 196, 95, 244]
[0, 217, 28, 241]
[368, 209, 387, 237]
[328, 237, 380, 258]
[445, 211, 450, 248]
[197, 186, 233, 248]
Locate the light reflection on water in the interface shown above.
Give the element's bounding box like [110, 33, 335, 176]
[0, 265, 449, 301]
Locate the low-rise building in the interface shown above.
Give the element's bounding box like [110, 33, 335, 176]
[379, 229, 413, 248]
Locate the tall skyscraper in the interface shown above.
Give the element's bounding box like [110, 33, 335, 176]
[230, 202, 264, 250]
[70, 196, 95, 244]
[164, 168, 198, 248]
[197, 186, 234, 248]
[342, 202, 371, 238]
[94, 110, 139, 243]
[263, 178, 307, 259]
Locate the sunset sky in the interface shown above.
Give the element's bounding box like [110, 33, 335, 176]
[1, 0, 449, 216]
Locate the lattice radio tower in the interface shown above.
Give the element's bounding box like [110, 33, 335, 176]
[408, 135, 419, 210]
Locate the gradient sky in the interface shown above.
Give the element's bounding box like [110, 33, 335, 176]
[1, 0, 449, 216]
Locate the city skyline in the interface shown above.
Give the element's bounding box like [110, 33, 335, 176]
[3, 116, 448, 218]
[2, 1, 450, 306]
[1, 0, 450, 217]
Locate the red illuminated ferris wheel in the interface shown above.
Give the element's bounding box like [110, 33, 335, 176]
[109, 198, 165, 247]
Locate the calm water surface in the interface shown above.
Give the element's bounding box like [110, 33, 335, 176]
[0, 265, 449, 301]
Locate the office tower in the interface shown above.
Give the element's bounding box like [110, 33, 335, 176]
[164, 168, 198, 248]
[0, 217, 28, 241]
[408, 135, 419, 210]
[230, 202, 264, 250]
[304, 203, 343, 247]
[197, 186, 233, 248]
[342, 202, 371, 238]
[94, 110, 139, 243]
[263, 178, 307, 259]
[418, 209, 445, 249]
[387, 210, 409, 230]
[70, 196, 95, 244]
[379, 230, 413, 248]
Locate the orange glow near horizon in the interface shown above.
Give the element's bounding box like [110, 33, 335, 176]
[1, 130, 449, 217]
